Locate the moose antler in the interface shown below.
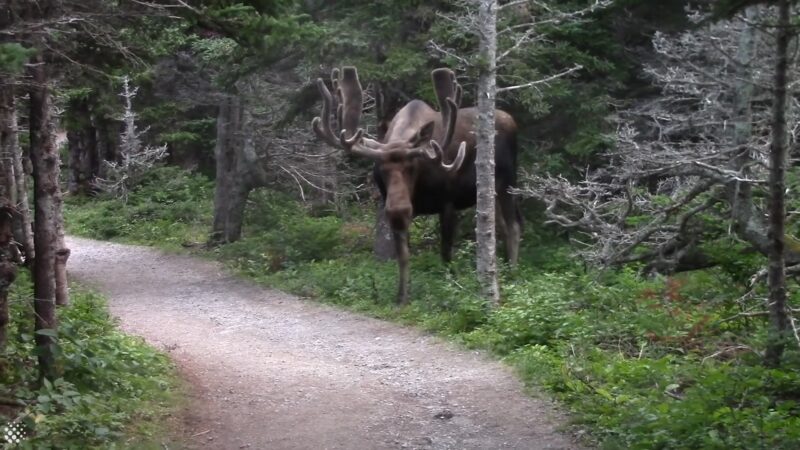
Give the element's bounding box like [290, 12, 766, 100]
[419, 141, 466, 172]
[431, 69, 462, 153]
[311, 67, 385, 160]
[311, 66, 466, 173]
[311, 71, 340, 148]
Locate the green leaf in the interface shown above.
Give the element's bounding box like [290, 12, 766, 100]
[35, 329, 58, 338]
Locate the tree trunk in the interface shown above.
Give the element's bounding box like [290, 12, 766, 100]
[83, 122, 99, 193]
[67, 130, 81, 194]
[11, 114, 35, 265]
[28, 55, 61, 380]
[66, 105, 98, 196]
[0, 205, 18, 357]
[373, 82, 397, 261]
[54, 195, 69, 306]
[0, 83, 20, 355]
[212, 177, 250, 245]
[52, 95, 70, 306]
[0, 85, 16, 203]
[0, 88, 29, 262]
[210, 95, 250, 244]
[720, 7, 780, 267]
[475, 0, 500, 304]
[764, 0, 792, 367]
[96, 117, 118, 179]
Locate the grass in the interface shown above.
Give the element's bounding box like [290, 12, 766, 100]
[64, 166, 800, 449]
[0, 271, 181, 449]
[65, 166, 213, 249]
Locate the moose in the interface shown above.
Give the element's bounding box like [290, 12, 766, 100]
[311, 67, 522, 303]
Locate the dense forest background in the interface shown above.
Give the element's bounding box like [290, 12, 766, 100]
[2, 0, 800, 448]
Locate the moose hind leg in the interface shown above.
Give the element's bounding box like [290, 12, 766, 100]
[498, 192, 521, 265]
[440, 205, 458, 263]
[393, 229, 411, 303]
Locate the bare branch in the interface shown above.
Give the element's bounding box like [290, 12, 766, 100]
[497, 65, 582, 93]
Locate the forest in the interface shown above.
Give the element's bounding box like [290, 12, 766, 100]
[2, 0, 800, 448]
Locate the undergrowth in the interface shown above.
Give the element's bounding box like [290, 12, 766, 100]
[65, 166, 213, 249]
[0, 271, 180, 449]
[64, 166, 800, 449]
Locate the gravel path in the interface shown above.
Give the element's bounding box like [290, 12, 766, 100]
[67, 237, 582, 450]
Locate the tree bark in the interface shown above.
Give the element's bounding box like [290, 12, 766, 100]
[0, 84, 34, 264]
[28, 55, 61, 380]
[475, 0, 500, 304]
[210, 95, 250, 244]
[720, 7, 781, 268]
[11, 112, 34, 265]
[0, 84, 20, 356]
[66, 109, 98, 196]
[373, 82, 397, 261]
[96, 117, 119, 179]
[67, 130, 81, 194]
[0, 84, 16, 203]
[54, 198, 69, 306]
[0, 205, 18, 357]
[764, 0, 791, 367]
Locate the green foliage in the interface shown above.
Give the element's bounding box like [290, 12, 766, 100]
[0, 272, 179, 448]
[213, 190, 373, 275]
[183, 1, 321, 84]
[0, 43, 36, 74]
[66, 166, 213, 247]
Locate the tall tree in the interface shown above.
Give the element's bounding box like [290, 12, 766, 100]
[186, 0, 308, 244]
[10, 93, 35, 265]
[764, 0, 792, 367]
[0, 81, 21, 356]
[475, 0, 500, 303]
[443, 0, 609, 303]
[0, 204, 16, 357]
[28, 52, 61, 379]
[210, 94, 263, 243]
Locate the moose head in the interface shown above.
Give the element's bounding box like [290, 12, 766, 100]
[311, 67, 522, 303]
[312, 67, 466, 230]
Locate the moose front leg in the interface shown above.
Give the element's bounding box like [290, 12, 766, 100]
[497, 193, 521, 265]
[440, 204, 458, 263]
[392, 229, 411, 304]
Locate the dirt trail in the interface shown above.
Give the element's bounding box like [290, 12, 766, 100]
[67, 237, 582, 450]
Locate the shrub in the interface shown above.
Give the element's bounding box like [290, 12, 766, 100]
[0, 272, 178, 448]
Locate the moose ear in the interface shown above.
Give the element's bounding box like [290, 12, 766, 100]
[411, 121, 436, 146]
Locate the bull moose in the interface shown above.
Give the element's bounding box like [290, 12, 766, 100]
[311, 67, 522, 303]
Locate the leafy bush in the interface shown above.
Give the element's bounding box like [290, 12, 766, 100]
[0, 272, 178, 448]
[66, 166, 213, 247]
[215, 190, 372, 273]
